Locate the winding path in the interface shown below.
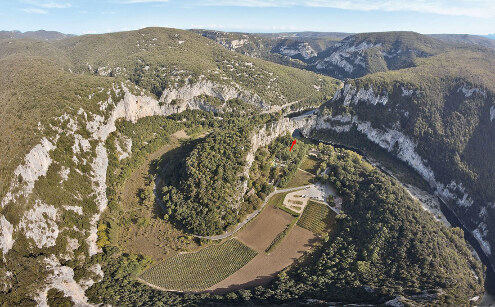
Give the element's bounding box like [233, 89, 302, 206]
[154, 182, 313, 240]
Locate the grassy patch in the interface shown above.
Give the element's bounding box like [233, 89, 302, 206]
[265, 217, 298, 254]
[139, 239, 257, 291]
[297, 201, 336, 234]
[285, 169, 314, 188]
[299, 156, 320, 175]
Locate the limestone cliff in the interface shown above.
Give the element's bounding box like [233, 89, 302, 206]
[310, 82, 495, 270]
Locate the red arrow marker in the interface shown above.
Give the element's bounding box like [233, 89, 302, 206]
[289, 140, 296, 151]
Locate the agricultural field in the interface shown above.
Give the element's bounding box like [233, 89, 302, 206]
[283, 190, 309, 214]
[299, 156, 321, 175]
[265, 218, 298, 253]
[285, 168, 314, 188]
[297, 200, 336, 234]
[236, 205, 293, 251]
[209, 204, 318, 293]
[139, 239, 257, 291]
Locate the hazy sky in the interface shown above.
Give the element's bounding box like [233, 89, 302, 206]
[1, 0, 495, 35]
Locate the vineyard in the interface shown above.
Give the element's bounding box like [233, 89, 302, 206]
[297, 200, 336, 234]
[139, 239, 257, 291]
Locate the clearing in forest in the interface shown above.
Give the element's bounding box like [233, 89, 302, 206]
[284, 168, 314, 188]
[299, 156, 320, 175]
[117, 131, 200, 261]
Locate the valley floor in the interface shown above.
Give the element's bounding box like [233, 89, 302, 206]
[138, 155, 338, 292]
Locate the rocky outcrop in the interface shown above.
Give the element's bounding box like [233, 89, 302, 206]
[116, 135, 132, 161]
[34, 255, 91, 307]
[279, 42, 317, 60]
[458, 85, 487, 98]
[0, 216, 14, 257]
[1, 79, 275, 303]
[160, 79, 268, 111]
[1, 137, 55, 209]
[18, 200, 59, 249]
[333, 83, 388, 106]
[314, 40, 378, 74]
[241, 115, 316, 195]
[311, 83, 493, 262]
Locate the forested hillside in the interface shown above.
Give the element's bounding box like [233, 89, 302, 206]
[192, 29, 347, 69]
[0, 27, 339, 305]
[256, 144, 484, 305]
[53, 27, 339, 106]
[311, 48, 495, 271]
[197, 30, 464, 80]
[83, 144, 484, 306]
[0, 25, 491, 306]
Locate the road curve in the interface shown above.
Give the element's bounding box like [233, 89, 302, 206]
[154, 180, 313, 241]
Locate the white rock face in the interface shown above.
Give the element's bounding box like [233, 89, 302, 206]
[242, 115, 316, 197]
[160, 79, 267, 110]
[18, 200, 59, 249]
[385, 296, 404, 307]
[64, 205, 83, 215]
[1, 137, 55, 208]
[59, 166, 70, 183]
[116, 135, 132, 161]
[61, 237, 80, 261]
[73, 134, 91, 153]
[490, 106, 495, 122]
[314, 40, 379, 73]
[87, 143, 108, 256]
[404, 184, 450, 226]
[458, 85, 487, 98]
[334, 83, 388, 106]
[279, 42, 317, 59]
[315, 83, 492, 258]
[401, 86, 414, 96]
[230, 38, 248, 49]
[35, 255, 92, 307]
[79, 264, 104, 290]
[0, 216, 14, 257]
[474, 223, 491, 256]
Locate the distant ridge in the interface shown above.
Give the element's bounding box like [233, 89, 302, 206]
[0, 30, 73, 40]
[430, 33, 495, 49]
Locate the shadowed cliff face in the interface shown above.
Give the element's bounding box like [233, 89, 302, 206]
[310, 75, 495, 271]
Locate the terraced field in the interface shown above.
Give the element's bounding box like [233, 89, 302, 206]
[297, 200, 336, 234]
[139, 239, 257, 291]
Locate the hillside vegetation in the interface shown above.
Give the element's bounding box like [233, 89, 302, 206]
[249, 144, 484, 305]
[53, 27, 340, 106]
[197, 30, 463, 80]
[0, 27, 339, 305]
[83, 144, 484, 306]
[0, 26, 491, 306]
[316, 48, 495, 271]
